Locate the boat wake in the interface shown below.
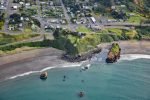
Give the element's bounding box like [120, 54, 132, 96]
[7, 63, 83, 80]
[119, 54, 150, 61]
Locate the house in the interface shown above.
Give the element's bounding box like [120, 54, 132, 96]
[70, 12, 75, 18]
[121, 5, 126, 8]
[80, 18, 87, 24]
[83, 6, 90, 10]
[67, 7, 70, 12]
[107, 19, 117, 23]
[20, 17, 24, 21]
[19, 23, 23, 27]
[129, 13, 135, 16]
[12, 6, 18, 10]
[0, 5, 6, 10]
[49, 1, 53, 6]
[111, 6, 116, 10]
[91, 25, 102, 30]
[25, 3, 30, 8]
[94, 3, 98, 7]
[8, 24, 15, 30]
[90, 17, 96, 23]
[40, 2, 46, 4]
[60, 19, 67, 24]
[25, 17, 30, 21]
[19, 2, 24, 5]
[50, 19, 59, 23]
[76, 21, 81, 24]
[31, 24, 39, 31]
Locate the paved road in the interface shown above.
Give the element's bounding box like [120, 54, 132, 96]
[35, 0, 46, 34]
[103, 23, 150, 27]
[4, 0, 11, 33]
[60, 0, 77, 31]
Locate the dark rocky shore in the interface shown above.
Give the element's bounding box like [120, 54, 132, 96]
[62, 47, 102, 62]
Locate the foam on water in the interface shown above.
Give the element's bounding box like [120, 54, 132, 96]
[6, 54, 150, 80]
[8, 71, 40, 79]
[7, 62, 83, 80]
[120, 54, 150, 61]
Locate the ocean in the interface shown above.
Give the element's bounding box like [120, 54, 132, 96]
[0, 54, 150, 100]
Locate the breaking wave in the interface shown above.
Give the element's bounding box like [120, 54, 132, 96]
[7, 54, 150, 80]
[120, 54, 150, 61]
[7, 63, 83, 80]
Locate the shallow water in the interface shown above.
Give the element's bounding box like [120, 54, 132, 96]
[0, 58, 150, 100]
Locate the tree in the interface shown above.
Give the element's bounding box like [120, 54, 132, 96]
[53, 29, 60, 38]
[9, 13, 21, 24]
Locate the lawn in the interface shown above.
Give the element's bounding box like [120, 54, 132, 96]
[76, 25, 93, 33]
[107, 28, 123, 36]
[125, 30, 137, 39]
[0, 21, 4, 30]
[127, 15, 144, 24]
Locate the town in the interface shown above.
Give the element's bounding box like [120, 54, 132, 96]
[0, 0, 149, 34]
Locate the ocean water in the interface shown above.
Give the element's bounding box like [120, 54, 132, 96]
[0, 55, 150, 100]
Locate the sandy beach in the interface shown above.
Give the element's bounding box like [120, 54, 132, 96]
[99, 40, 150, 55]
[0, 40, 150, 82]
[0, 48, 69, 81]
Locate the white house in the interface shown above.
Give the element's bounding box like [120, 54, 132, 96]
[19, 2, 24, 5]
[12, 6, 18, 10]
[90, 17, 96, 23]
[111, 6, 116, 10]
[121, 5, 126, 8]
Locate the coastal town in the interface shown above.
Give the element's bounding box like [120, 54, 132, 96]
[0, 0, 149, 79]
[0, 0, 149, 67]
[0, 0, 149, 34]
[0, 0, 150, 100]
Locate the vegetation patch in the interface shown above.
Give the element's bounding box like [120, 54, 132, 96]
[0, 33, 39, 45]
[76, 26, 93, 33]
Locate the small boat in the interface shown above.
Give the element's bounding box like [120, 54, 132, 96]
[81, 64, 90, 71]
[40, 72, 48, 80]
[78, 91, 84, 97]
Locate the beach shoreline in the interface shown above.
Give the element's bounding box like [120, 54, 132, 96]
[0, 40, 150, 82]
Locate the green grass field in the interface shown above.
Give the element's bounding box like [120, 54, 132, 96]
[76, 25, 93, 33]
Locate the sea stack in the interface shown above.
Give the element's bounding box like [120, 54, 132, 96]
[40, 72, 48, 80]
[106, 43, 121, 63]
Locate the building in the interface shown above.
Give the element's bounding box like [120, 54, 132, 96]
[111, 6, 116, 10]
[12, 6, 18, 10]
[90, 17, 96, 23]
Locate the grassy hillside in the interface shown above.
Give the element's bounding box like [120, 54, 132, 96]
[51, 28, 141, 55]
[0, 27, 148, 56]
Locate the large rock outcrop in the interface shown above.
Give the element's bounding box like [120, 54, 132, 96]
[106, 43, 121, 63]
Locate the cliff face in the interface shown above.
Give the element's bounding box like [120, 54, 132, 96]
[106, 43, 121, 63]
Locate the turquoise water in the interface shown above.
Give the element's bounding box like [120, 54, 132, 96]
[0, 59, 150, 100]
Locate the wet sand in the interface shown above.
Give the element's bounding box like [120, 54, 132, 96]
[0, 40, 150, 81]
[0, 48, 68, 81]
